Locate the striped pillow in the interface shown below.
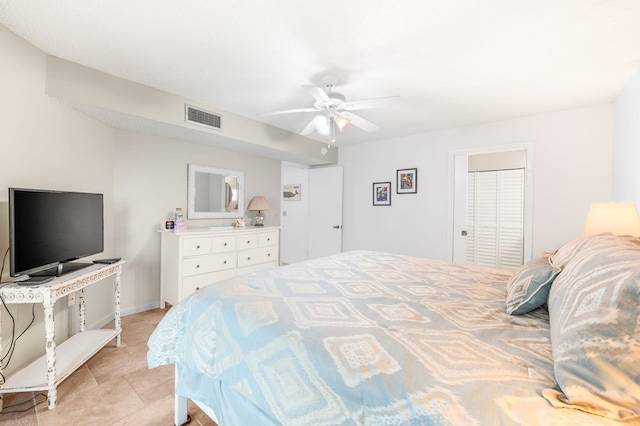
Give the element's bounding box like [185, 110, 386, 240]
[543, 234, 640, 420]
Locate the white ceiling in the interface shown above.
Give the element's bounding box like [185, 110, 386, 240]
[2, 0, 640, 147]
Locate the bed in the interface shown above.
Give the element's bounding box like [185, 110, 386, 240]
[147, 233, 640, 425]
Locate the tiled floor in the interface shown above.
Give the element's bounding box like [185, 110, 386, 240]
[0, 308, 216, 426]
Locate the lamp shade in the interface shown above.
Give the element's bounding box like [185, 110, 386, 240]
[583, 202, 640, 237]
[335, 114, 351, 131]
[248, 196, 270, 212]
[314, 115, 330, 136]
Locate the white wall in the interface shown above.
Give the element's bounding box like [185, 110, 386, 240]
[0, 25, 117, 376]
[113, 130, 282, 311]
[339, 105, 613, 261]
[613, 69, 640, 206]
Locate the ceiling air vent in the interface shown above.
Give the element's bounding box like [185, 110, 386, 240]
[185, 104, 222, 130]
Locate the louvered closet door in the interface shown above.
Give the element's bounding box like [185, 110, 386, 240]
[466, 173, 477, 264]
[466, 169, 524, 269]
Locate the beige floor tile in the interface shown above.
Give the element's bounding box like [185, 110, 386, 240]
[35, 379, 144, 425]
[86, 343, 149, 385]
[119, 322, 158, 346]
[0, 392, 42, 425]
[137, 307, 171, 325]
[54, 364, 98, 401]
[37, 380, 144, 425]
[124, 363, 174, 400]
[134, 377, 174, 406]
[160, 374, 177, 395]
[109, 394, 174, 426]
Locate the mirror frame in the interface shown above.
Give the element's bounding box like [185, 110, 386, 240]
[187, 164, 245, 219]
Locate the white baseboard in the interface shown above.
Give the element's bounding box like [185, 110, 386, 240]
[90, 301, 163, 330]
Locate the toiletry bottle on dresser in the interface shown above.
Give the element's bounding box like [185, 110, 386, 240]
[174, 208, 186, 232]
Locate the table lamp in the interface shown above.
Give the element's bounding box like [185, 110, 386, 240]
[583, 202, 640, 237]
[248, 196, 270, 227]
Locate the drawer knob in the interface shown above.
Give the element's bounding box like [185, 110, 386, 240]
[223, 260, 227, 264]
[247, 240, 250, 244]
[247, 257, 251, 260]
[267, 238, 270, 241]
[196, 287, 200, 291]
[196, 245, 201, 249]
[196, 265, 200, 268]
[224, 242, 227, 246]
[268, 253, 271, 257]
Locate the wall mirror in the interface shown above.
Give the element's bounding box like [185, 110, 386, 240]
[187, 164, 244, 219]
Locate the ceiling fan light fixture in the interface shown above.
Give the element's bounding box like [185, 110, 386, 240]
[313, 115, 330, 135]
[335, 115, 350, 131]
[263, 78, 396, 139]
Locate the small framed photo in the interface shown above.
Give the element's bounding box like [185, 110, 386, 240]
[373, 182, 392, 206]
[283, 183, 301, 201]
[397, 168, 417, 194]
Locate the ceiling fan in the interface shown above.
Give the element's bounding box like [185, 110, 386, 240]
[261, 75, 398, 143]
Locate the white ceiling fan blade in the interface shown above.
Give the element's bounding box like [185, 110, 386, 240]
[338, 111, 379, 132]
[260, 107, 318, 117]
[340, 96, 400, 111]
[300, 117, 317, 135]
[302, 85, 330, 103]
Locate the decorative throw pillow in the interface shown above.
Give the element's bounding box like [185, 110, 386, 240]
[549, 234, 594, 270]
[544, 234, 640, 421]
[505, 257, 561, 315]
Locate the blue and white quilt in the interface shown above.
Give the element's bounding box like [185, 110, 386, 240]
[148, 251, 621, 425]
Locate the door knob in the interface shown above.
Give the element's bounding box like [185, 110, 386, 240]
[333, 225, 341, 229]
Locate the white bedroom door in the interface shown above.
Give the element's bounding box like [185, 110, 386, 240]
[452, 154, 469, 263]
[307, 166, 343, 259]
[281, 162, 310, 265]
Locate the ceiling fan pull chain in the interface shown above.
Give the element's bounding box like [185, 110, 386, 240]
[330, 117, 336, 143]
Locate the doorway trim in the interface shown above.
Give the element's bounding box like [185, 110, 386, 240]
[446, 141, 535, 264]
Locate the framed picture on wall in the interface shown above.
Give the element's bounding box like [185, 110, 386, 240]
[283, 183, 301, 201]
[397, 168, 417, 194]
[373, 182, 392, 206]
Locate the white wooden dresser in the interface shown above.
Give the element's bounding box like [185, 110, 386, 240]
[159, 226, 280, 306]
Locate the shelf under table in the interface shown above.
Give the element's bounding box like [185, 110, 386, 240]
[1, 329, 119, 393]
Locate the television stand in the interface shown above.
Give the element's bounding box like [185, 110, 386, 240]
[0, 260, 124, 411]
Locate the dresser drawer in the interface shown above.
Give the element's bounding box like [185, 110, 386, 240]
[211, 235, 236, 253]
[237, 234, 258, 250]
[183, 237, 212, 257]
[183, 252, 237, 276]
[258, 231, 278, 247]
[237, 246, 277, 268]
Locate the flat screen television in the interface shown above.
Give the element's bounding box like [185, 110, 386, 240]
[9, 188, 104, 281]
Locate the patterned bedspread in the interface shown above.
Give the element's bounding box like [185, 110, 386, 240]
[148, 251, 619, 425]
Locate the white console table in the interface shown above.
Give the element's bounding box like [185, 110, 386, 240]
[0, 261, 123, 410]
